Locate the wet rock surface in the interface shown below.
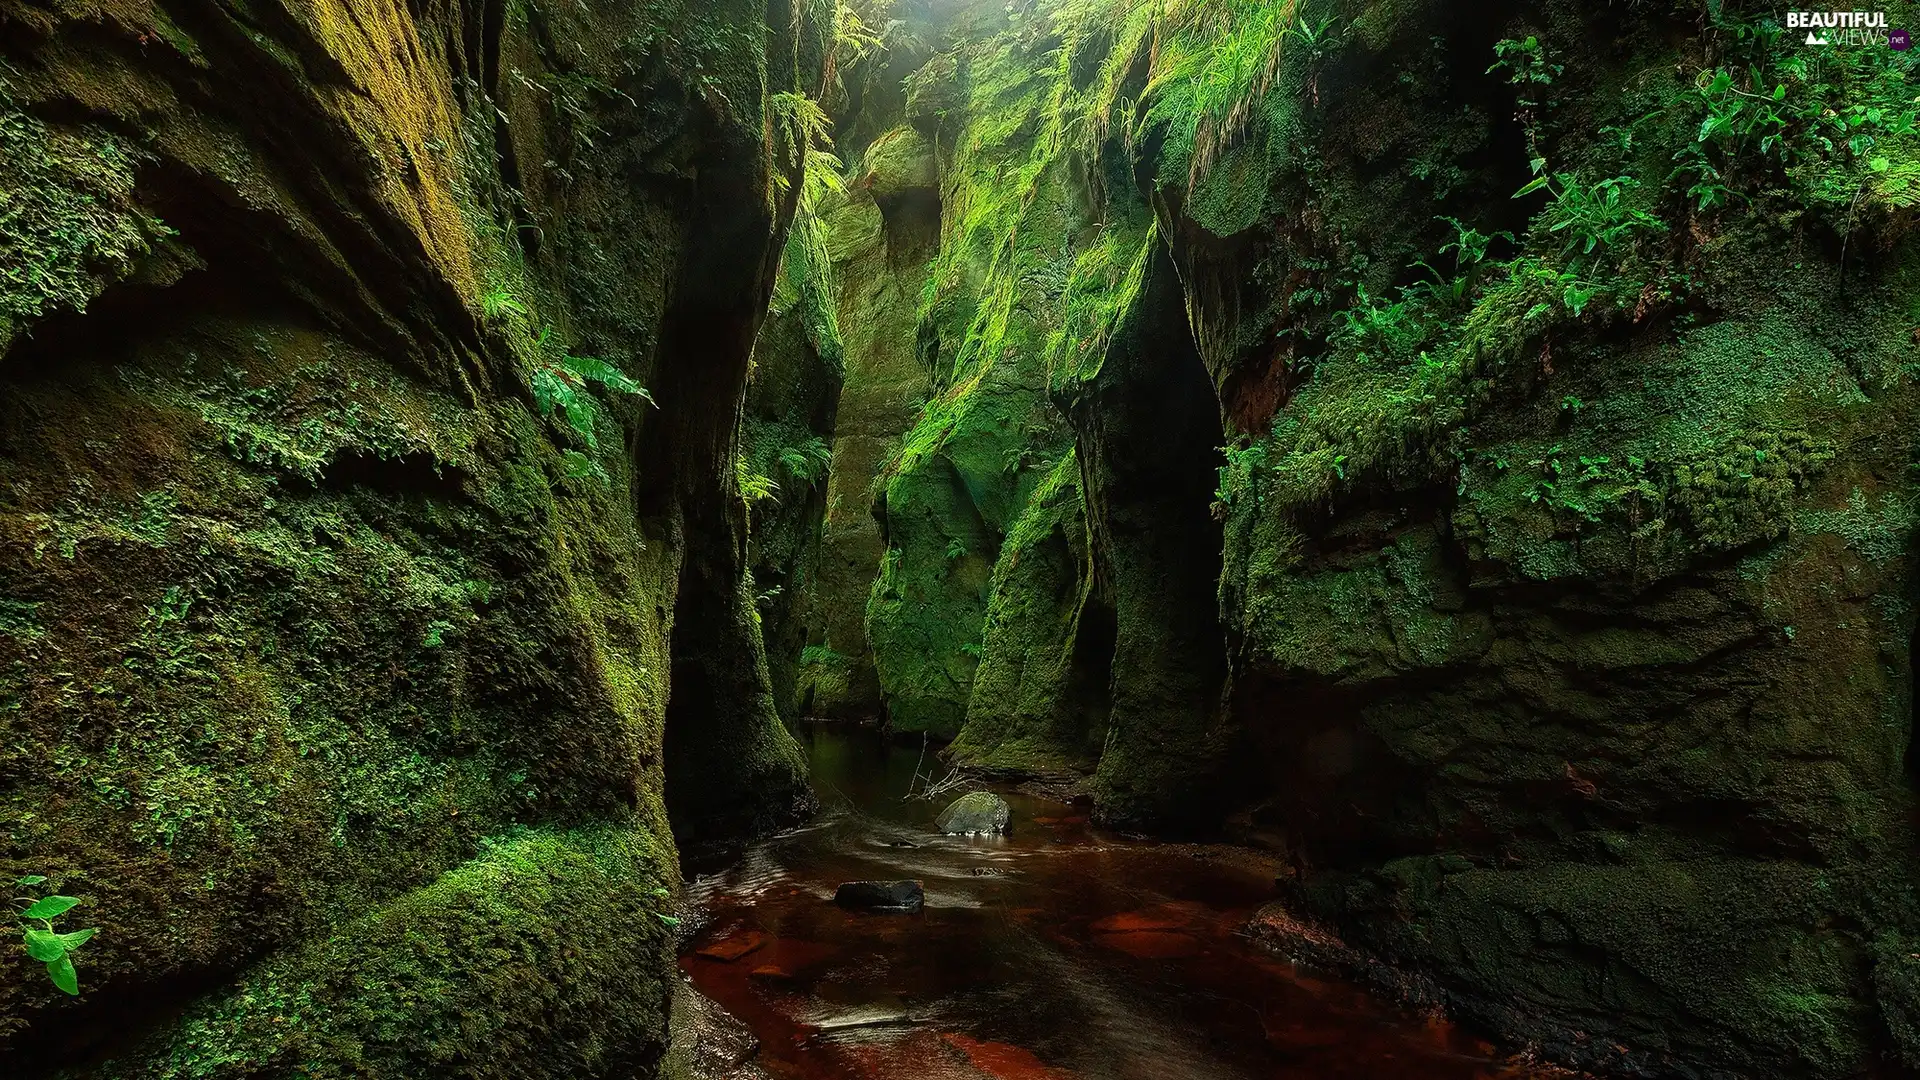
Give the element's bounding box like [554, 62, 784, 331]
[833, 880, 926, 913]
[934, 791, 1012, 835]
[664, 972, 771, 1080]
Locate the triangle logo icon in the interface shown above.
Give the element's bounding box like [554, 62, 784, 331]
[1805, 29, 1830, 44]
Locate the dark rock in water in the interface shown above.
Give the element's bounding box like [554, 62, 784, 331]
[834, 880, 925, 913]
[935, 791, 1012, 835]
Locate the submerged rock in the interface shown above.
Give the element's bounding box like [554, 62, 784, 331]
[834, 880, 925, 913]
[935, 792, 1012, 835]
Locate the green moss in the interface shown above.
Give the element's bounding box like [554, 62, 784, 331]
[0, 100, 173, 354]
[858, 125, 937, 198]
[1874, 933, 1920, 1068]
[1796, 488, 1920, 566]
[948, 454, 1105, 773]
[94, 823, 677, 1079]
[0, 0, 825, 1064]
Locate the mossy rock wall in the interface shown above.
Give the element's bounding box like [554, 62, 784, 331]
[945, 453, 1108, 776]
[1064, 240, 1232, 830]
[744, 305, 844, 728]
[831, 0, 1920, 1074]
[859, 10, 1104, 738]
[1187, 1, 1920, 1075]
[0, 0, 821, 1071]
[797, 190, 928, 722]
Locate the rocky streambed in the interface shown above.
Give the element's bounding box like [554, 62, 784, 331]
[675, 724, 1568, 1080]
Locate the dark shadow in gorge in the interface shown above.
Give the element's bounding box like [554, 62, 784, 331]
[653, 23, 818, 863]
[1062, 236, 1233, 832]
[1909, 619, 1920, 789]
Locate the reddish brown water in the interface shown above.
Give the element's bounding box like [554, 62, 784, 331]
[681, 724, 1554, 1080]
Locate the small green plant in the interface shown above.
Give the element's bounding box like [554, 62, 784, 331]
[1336, 282, 1423, 360]
[737, 454, 781, 504]
[1515, 174, 1663, 259]
[528, 328, 655, 483]
[649, 885, 679, 927]
[1214, 441, 1270, 507]
[960, 641, 985, 660]
[944, 537, 967, 562]
[1409, 217, 1512, 311]
[1489, 35, 1562, 97]
[778, 437, 833, 485]
[478, 285, 529, 322]
[13, 876, 97, 995]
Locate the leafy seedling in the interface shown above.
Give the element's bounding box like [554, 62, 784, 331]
[13, 877, 97, 995]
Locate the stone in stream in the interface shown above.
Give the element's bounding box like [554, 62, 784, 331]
[934, 791, 1012, 835]
[833, 880, 924, 913]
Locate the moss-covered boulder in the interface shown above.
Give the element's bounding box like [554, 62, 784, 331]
[933, 791, 1011, 835]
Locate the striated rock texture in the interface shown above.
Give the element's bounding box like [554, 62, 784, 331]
[0, 0, 824, 1073]
[833, 0, 1920, 1076]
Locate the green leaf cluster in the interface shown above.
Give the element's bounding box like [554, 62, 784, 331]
[13, 876, 97, 995]
[526, 328, 656, 483]
[777, 436, 833, 485]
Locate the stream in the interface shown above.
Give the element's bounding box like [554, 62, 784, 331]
[680, 723, 1558, 1080]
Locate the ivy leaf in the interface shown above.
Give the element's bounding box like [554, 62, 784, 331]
[1870, 157, 1891, 173]
[57, 928, 96, 952]
[45, 953, 78, 995]
[23, 928, 66, 962]
[14, 876, 46, 887]
[21, 896, 80, 920]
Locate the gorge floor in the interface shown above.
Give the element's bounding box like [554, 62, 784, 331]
[679, 724, 1569, 1080]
